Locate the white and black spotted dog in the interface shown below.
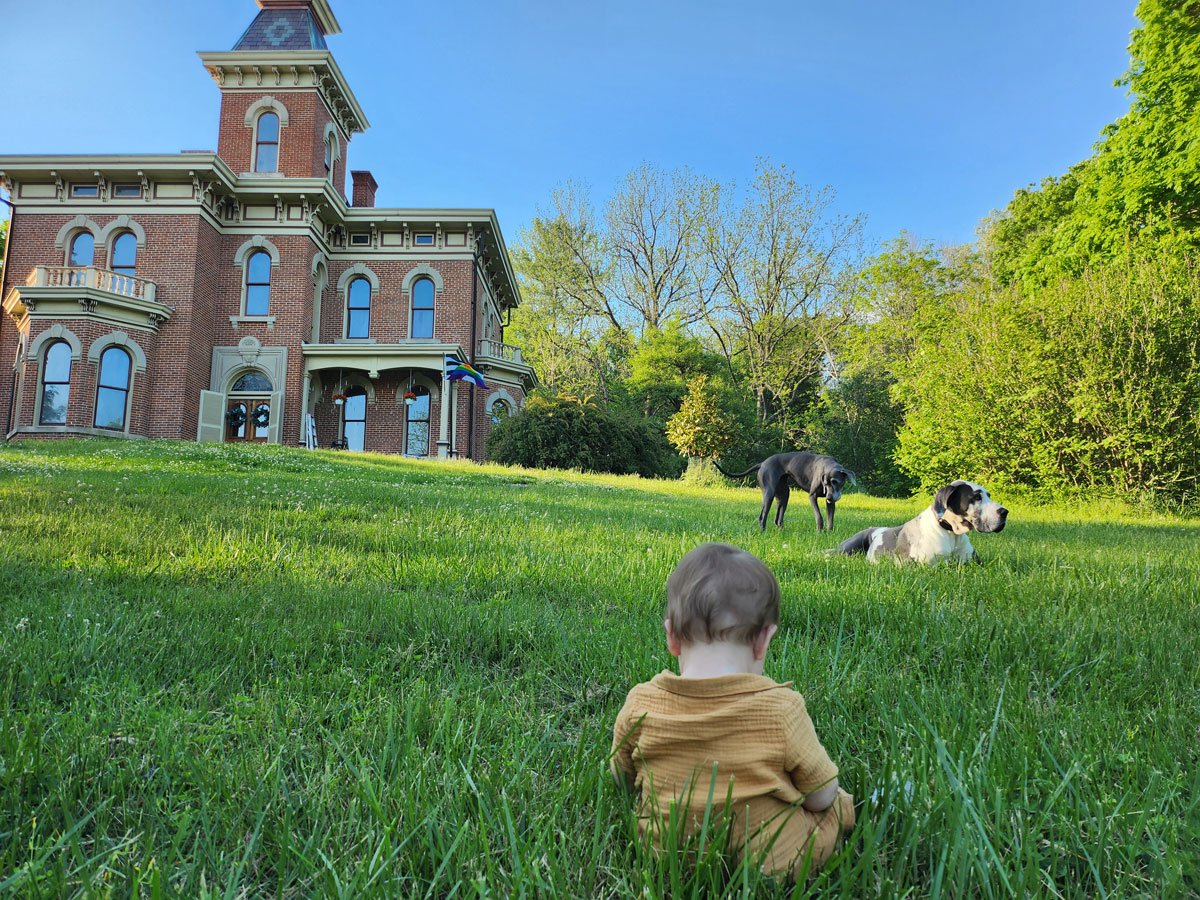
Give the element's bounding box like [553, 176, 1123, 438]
[831, 481, 1009, 565]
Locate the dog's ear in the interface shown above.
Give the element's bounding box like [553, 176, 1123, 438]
[933, 482, 973, 517]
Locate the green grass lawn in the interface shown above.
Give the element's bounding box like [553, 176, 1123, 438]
[1, 439, 1197, 897]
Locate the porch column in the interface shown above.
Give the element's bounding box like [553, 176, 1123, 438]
[437, 368, 451, 459]
[298, 367, 311, 447]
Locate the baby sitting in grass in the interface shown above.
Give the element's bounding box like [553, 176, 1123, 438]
[610, 542, 855, 879]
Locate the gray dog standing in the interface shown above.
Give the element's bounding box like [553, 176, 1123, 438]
[716, 451, 853, 531]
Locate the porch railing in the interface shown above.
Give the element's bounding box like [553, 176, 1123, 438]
[477, 339, 524, 364]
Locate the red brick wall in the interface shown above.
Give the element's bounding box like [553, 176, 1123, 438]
[216, 90, 349, 198]
[322, 259, 475, 346]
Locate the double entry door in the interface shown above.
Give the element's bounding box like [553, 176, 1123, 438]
[225, 397, 272, 443]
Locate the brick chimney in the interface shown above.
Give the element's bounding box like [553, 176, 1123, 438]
[351, 170, 378, 208]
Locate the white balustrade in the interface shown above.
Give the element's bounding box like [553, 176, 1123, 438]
[477, 339, 524, 364]
[29, 266, 157, 302]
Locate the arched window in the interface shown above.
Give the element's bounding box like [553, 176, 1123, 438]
[110, 231, 137, 296]
[245, 251, 272, 316]
[110, 232, 137, 275]
[489, 398, 510, 426]
[405, 385, 431, 456]
[232, 371, 273, 392]
[68, 232, 95, 284]
[346, 276, 371, 338]
[411, 277, 435, 339]
[39, 341, 72, 425]
[342, 386, 367, 452]
[254, 112, 280, 173]
[324, 133, 335, 178]
[94, 347, 131, 431]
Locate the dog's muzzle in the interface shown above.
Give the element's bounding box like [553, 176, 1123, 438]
[979, 506, 1008, 533]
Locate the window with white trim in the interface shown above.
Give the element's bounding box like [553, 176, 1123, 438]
[411, 277, 435, 339]
[39, 341, 72, 425]
[255, 112, 280, 173]
[94, 347, 132, 431]
[346, 277, 371, 339]
[244, 251, 272, 316]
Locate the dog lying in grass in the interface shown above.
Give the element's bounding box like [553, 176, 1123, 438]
[831, 481, 1008, 565]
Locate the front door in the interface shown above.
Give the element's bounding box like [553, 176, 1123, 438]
[225, 398, 271, 443]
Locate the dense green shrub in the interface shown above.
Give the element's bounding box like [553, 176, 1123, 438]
[487, 393, 685, 478]
[894, 253, 1200, 504]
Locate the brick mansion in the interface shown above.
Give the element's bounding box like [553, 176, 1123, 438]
[0, 0, 535, 459]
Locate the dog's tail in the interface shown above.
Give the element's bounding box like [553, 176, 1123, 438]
[714, 461, 762, 480]
[825, 527, 876, 557]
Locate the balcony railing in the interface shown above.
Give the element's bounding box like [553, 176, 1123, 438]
[28, 266, 157, 302]
[477, 339, 524, 364]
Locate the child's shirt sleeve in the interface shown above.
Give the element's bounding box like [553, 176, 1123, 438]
[782, 693, 839, 794]
[610, 689, 642, 791]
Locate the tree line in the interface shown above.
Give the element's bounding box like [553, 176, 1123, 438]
[490, 0, 1200, 506]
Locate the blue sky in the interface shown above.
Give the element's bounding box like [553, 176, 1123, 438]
[1, 0, 1137, 251]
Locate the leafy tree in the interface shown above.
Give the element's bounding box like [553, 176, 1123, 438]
[509, 212, 623, 399]
[988, 0, 1200, 286]
[625, 319, 724, 419]
[666, 374, 740, 462]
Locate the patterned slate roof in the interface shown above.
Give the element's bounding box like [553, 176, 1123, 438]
[233, 8, 328, 51]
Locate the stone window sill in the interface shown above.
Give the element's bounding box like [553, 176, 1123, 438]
[230, 316, 276, 329]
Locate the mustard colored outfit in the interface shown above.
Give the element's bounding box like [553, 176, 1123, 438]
[611, 671, 855, 876]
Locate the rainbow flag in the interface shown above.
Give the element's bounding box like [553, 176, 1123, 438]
[445, 355, 486, 389]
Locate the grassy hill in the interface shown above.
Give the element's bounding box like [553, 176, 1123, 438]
[1, 440, 1197, 897]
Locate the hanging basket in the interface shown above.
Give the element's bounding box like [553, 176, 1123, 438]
[332, 392, 347, 406]
[402, 390, 418, 406]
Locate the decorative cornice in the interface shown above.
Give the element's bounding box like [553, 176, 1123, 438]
[198, 50, 369, 136]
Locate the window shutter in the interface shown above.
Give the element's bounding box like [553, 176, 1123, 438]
[197, 390, 225, 442]
[267, 391, 284, 444]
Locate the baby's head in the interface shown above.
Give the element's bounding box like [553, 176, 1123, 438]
[666, 543, 780, 651]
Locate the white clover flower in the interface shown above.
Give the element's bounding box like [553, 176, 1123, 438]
[15, 618, 29, 632]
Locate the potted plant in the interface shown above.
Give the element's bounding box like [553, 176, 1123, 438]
[402, 389, 418, 406]
[332, 391, 347, 406]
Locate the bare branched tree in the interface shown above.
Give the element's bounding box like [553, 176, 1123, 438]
[605, 164, 718, 331]
[701, 161, 864, 430]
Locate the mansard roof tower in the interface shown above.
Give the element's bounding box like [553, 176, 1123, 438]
[200, 0, 368, 197]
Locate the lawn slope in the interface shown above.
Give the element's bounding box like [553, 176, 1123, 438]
[1, 440, 1197, 897]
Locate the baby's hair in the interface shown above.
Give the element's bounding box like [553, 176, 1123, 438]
[666, 543, 780, 643]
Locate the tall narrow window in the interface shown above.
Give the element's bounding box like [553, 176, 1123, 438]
[245, 251, 272, 316]
[110, 232, 137, 275]
[68, 232, 95, 286]
[94, 347, 131, 431]
[347, 277, 371, 338]
[411, 277, 434, 339]
[39, 341, 72, 425]
[255, 112, 280, 173]
[324, 134, 334, 179]
[343, 386, 367, 452]
[110, 232, 137, 296]
[405, 385, 430, 456]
